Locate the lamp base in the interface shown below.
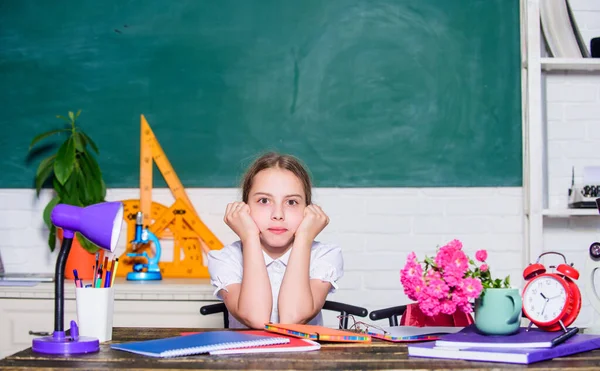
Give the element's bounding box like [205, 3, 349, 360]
[32, 321, 99, 354]
[127, 271, 162, 281]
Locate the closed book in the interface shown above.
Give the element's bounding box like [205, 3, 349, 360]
[368, 326, 463, 343]
[111, 331, 289, 358]
[265, 323, 370, 343]
[408, 334, 600, 364]
[435, 324, 574, 348]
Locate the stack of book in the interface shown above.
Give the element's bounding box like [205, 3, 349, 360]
[408, 325, 600, 365]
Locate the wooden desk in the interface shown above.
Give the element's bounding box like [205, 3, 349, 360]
[1, 327, 600, 370]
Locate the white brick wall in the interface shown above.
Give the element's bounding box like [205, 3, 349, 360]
[0, 187, 525, 328]
[1, 0, 599, 330]
[542, 0, 600, 331]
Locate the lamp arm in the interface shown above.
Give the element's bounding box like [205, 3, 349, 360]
[54, 236, 73, 332]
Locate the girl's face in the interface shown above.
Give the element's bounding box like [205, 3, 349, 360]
[247, 167, 307, 253]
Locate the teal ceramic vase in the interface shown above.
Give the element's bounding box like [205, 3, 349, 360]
[474, 288, 522, 335]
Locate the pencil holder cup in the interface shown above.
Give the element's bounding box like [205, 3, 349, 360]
[75, 287, 115, 342]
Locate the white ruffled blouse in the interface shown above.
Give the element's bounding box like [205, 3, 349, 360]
[207, 240, 344, 328]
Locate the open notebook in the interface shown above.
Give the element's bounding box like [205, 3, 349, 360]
[0, 251, 53, 282]
[111, 331, 289, 358]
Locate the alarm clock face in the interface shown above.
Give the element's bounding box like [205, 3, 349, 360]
[523, 275, 569, 325]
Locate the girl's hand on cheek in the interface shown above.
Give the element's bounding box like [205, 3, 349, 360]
[296, 204, 329, 241]
[224, 202, 260, 242]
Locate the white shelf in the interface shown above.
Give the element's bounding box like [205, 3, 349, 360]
[542, 208, 599, 217]
[541, 58, 600, 71]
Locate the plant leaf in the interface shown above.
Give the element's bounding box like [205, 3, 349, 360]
[79, 152, 105, 202]
[35, 155, 56, 194]
[43, 196, 60, 229]
[73, 132, 86, 152]
[100, 179, 107, 200]
[78, 131, 99, 154]
[61, 176, 82, 206]
[76, 233, 99, 254]
[80, 151, 102, 182]
[72, 166, 90, 205]
[52, 177, 66, 200]
[54, 137, 76, 185]
[56, 115, 71, 123]
[29, 129, 69, 150]
[424, 256, 435, 266]
[75, 109, 82, 119]
[48, 225, 57, 252]
[68, 111, 75, 122]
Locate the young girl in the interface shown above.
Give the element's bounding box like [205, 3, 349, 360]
[207, 152, 343, 329]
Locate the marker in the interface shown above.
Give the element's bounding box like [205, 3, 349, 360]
[95, 268, 102, 288]
[104, 272, 112, 288]
[102, 256, 109, 287]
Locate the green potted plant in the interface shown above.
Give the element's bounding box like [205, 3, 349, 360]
[29, 110, 107, 279]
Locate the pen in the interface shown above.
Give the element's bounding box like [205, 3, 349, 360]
[551, 327, 579, 347]
[93, 252, 99, 287]
[73, 269, 80, 287]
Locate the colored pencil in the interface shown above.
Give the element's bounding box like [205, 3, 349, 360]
[111, 258, 119, 287]
[107, 258, 115, 287]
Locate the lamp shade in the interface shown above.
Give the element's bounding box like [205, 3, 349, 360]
[51, 202, 124, 252]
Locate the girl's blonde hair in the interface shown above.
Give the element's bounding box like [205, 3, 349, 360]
[241, 152, 312, 205]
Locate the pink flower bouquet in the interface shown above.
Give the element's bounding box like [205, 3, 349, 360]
[400, 239, 510, 317]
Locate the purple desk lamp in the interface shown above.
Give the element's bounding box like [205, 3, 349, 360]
[32, 202, 124, 354]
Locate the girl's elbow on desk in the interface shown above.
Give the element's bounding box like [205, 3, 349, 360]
[278, 310, 317, 325]
[237, 313, 271, 329]
[247, 319, 271, 329]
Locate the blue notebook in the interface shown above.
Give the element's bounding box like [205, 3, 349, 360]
[111, 331, 289, 358]
[408, 334, 600, 364]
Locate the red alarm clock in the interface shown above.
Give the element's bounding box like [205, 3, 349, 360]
[522, 252, 581, 332]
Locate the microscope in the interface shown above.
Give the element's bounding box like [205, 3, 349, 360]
[126, 212, 162, 281]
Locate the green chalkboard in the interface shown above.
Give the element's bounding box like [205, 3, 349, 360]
[1, 0, 522, 188]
